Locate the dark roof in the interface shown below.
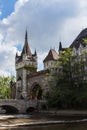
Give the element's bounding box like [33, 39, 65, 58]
[59, 41, 62, 51]
[58, 42, 67, 54]
[70, 28, 87, 49]
[43, 49, 58, 62]
[27, 70, 48, 79]
[32, 49, 37, 57]
[16, 30, 34, 63]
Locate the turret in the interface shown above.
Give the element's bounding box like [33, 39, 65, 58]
[32, 49, 37, 62]
[15, 30, 37, 99]
[58, 41, 67, 54]
[59, 41, 62, 54]
[21, 30, 32, 57]
[43, 49, 58, 70]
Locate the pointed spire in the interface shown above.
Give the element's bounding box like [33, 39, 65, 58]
[16, 51, 18, 57]
[21, 29, 32, 57]
[59, 41, 62, 51]
[25, 29, 28, 42]
[34, 49, 37, 56]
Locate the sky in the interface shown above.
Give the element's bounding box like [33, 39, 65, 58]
[0, 0, 87, 76]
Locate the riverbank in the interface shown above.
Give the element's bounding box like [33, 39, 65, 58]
[1, 110, 87, 128]
[38, 110, 87, 116]
[31, 110, 87, 122]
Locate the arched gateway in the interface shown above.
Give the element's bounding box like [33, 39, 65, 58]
[30, 82, 43, 100]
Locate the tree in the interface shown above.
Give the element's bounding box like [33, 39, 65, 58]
[47, 48, 87, 109]
[0, 76, 15, 99]
[57, 48, 73, 83]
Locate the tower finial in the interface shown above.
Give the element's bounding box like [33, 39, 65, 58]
[35, 49, 37, 56]
[21, 29, 32, 56]
[59, 41, 62, 51]
[25, 28, 28, 41]
[16, 51, 18, 57]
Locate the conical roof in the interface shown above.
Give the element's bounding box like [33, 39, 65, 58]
[70, 28, 87, 49]
[59, 41, 62, 51]
[21, 30, 32, 56]
[43, 49, 58, 62]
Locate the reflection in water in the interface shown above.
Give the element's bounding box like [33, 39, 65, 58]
[0, 114, 87, 130]
[7, 123, 87, 130]
[0, 114, 31, 119]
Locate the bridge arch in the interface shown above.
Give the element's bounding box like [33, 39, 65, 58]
[26, 107, 35, 113]
[30, 82, 43, 100]
[1, 105, 19, 114]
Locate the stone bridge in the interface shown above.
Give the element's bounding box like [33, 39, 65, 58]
[0, 99, 37, 114]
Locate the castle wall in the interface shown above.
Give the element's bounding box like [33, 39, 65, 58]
[44, 60, 57, 70]
[16, 68, 23, 99]
[26, 73, 56, 99]
[15, 31, 57, 100]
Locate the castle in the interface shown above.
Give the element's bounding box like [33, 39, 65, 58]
[14, 30, 59, 100]
[11, 28, 87, 100]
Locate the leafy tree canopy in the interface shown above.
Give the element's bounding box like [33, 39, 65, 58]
[0, 76, 15, 99]
[47, 48, 87, 110]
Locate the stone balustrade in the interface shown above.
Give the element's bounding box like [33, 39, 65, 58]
[0, 99, 37, 113]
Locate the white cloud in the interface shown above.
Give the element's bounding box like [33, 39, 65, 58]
[0, 11, 2, 16]
[0, 70, 11, 77]
[0, 44, 17, 76]
[0, 0, 87, 76]
[14, 0, 29, 13]
[38, 52, 48, 70]
[59, 16, 87, 47]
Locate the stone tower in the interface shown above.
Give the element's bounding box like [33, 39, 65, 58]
[43, 49, 58, 70]
[15, 30, 37, 99]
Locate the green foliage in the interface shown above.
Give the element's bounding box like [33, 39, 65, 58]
[48, 81, 87, 109]
[47, 48, 87, 110]
[83, 38, 87, 44]
[0, 76, 15, 99]
[24, 66, 37, 72]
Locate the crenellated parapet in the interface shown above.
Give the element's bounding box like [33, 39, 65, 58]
[15, 61, 37, 70]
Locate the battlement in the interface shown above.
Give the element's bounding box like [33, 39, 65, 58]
[15, 60, 37, 70]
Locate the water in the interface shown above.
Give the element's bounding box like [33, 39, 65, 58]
[2, 123, 87, 130]
[0, 114, 87, 130]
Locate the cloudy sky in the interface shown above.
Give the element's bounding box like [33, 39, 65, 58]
[0, 0, 87, 76]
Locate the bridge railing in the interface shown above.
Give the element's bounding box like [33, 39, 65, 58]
[0, 99, 38, 107]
